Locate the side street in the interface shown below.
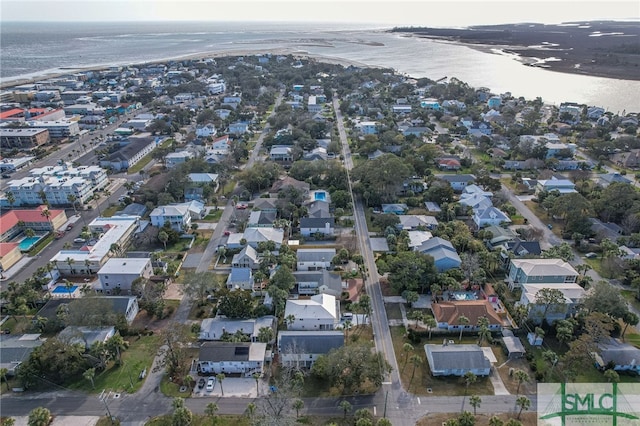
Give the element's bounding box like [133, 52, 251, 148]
[1, 53, 639, 426]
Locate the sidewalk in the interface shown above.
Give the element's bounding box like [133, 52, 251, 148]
[0, 256, 34, 282]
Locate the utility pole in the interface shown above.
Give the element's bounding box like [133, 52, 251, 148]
[383, 389, 389, 418]
[99, 390, 115, 424]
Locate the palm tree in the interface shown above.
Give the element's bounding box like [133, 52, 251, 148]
[106, 334, 128, 364]
[285, 314, 296, 328]
[109, 243, 121, 257]
[339, 400, 352, 419]
[402, 343, 414, 372]
[424, 316, 437, 340]
[6, 191, 16, 207]
[83, 368, 96, 389]
[488, 416, 504, 426]
[542, 350, 558, 380]
[67, 194, 78, 215]
[252, 372, 261, 396]
[343, 319, 352, 342]
[24, 228, 36, 238]
[408, 354, 422, 388]
[458, 315, 469, 341]
[461, 371, 477, 413]
[245, 403, 256, 422]
[469, 395, 482, 415]
[158, 231, 169, 250]
[216, 373, 225, 396]
[84, 259, 93, 275]
[40, 208, 52, 227]
[27, 407, 52, 426]
[64, 279, 74, 298]
[516, 396, 531, 419]
[292, 399, 304, 418]
[477, 320, 491, 346]
[604, 369, 620, 383]
[205, 402, 219, 424]
[514, 369, 529, 395]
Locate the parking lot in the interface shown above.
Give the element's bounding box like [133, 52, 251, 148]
[191, 376, 267, 398]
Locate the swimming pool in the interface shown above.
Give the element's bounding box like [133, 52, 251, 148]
[453, 292, 477, 301]
[314, 191, 327, 201]
[19, 236, 43, 252]
[52, 285, 78, 295]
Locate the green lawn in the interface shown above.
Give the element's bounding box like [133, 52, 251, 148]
[389, 327, 494, 396]
[203, 209, 223, 221]
[621, 289, 640, 313]
[128, 139, 173, 174]
[70, 335, 160, 393]
[28, 233, 54, 256]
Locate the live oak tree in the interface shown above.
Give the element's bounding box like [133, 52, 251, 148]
[532, 287, 567, 325]
[216, 289, 253, 319]
[382, 251, 437, 294]
[311, 344, 391, 394]
[183, 271, 218, 306]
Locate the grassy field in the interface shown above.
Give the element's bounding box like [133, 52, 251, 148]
[621, 289, 640, 313]
[417, 412, 537, 426]
[146, 414, 250, 426]
[69, 335, 160, 393]
[203, 209, 223, 221]
[128, 139, 173, 174]
[390, 327, 494, 396]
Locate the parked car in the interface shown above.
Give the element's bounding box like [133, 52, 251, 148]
[224, 231, 230, 236]
[66, 224, 74, 231]
[197, 378, 205, 389]
[206, 377, 215, 391]
[73, 238, 86, 244]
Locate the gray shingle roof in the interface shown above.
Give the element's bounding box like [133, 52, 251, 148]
[278, 331, 344, 355]
[424, 344, 491, 371]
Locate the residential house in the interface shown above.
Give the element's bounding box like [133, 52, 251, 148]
[106, 296, 140, 325]
[165, 150, 195, 168]
[397, 215, 439, 231]
[197, 342, 267, 376]
[597, 173, 632, 188]
[0, 334, 44, 376]
[303, 147, 328, 161]
[284, 293, 339, 331]
[199, 316, 276, 342]
[231, 245, 260, 270]
[269, 177, 310, 197]
[226, 267, 255, 291]
[407, 231, 433, 250]
[97, 257, 153, 294]
[228, 227, 284, 250]
[415, 237, 462, 271]
[299, 217, 335, 238]
[150, 205, 191, 231]
[296, 248, 336, 271]
[431, 300, 504, 331]
[463, 185, 493, 198]
[356, 121, 378, 135]
[381, 204, 408, 215]
[307, 200, 331, 218]
[247, 210, 277, 228]
[436, 174, 476, 192]
[589, 218, 623, 241]
[437, 158, 462, 171]
[612, 150, 640, 169]
[424, 344, 491, 377]
[473, 207, 511, 228]
[458, 194, 493, 212]
[545, 142, 576, 159]
[501, 329, 526, 359]
[195, 124, 217, 138]
[229, 122, 249, 135]
[594, 339, 640, 374]
[57, 326, 116, 350]
[270, 145, 294, 162]
[0, 205, 67, 242]
[293, 270, 342, 297]
[519, 283, 585, 324]
[507, 258, 578, 289]
[100, 137, 157, 171]
[484, 225, 519, 250]
[252, 198, 279, 213]
[278, 331, 344, 368]
[0, 243, 21, 271]
[535, 177, 577, 194]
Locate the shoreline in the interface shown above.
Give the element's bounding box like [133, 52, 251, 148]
[0, 48, 376, 90]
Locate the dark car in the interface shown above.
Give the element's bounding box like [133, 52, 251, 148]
[1, 174, 11, 179]
[197, 378, 205, 389]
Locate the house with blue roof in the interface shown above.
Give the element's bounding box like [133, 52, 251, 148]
[598, 173, 632, 188]
[416, 237, 461, 271]
[226, 267, 255, 291]
[381, 204, 408, 215]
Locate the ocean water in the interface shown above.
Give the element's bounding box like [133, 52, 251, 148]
[1, 21, 639, 112]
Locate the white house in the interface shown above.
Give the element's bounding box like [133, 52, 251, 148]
[284, 293, 339, 331]
[196, 124, 217, 138]
[519, 283, 585, 325]
[507, 258, 578, 289]
[424, 344, 491, 377]
[226, 267, 255, 291]
[97, 257, 153, 294]
[299, 217, 335, 237]
[296, 248, 336, 271]
[356, 121, 378, 135]
[197, 342, 266, 376]
[165, 150, 194, 168]
[150, 205, 191, 232]
[473, 207, 511, 228]
[278, 331, 344, 368]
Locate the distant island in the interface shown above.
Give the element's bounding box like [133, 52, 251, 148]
[391, 21, 640, 81]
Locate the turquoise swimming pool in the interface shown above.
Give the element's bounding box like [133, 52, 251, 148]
[19, 236, 43, 252]
[314, 191, 327, 201]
